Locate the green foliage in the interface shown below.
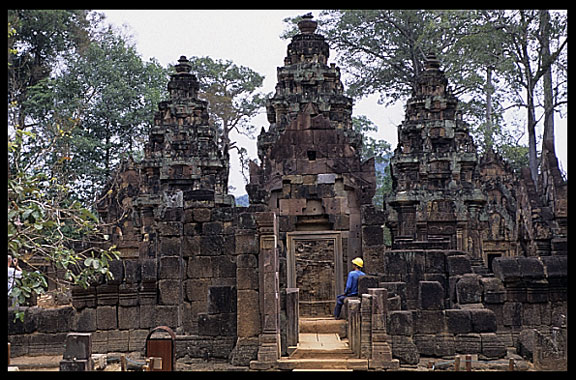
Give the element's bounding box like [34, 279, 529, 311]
[8, 10, 91, 128]
[186, 56, 267, 141]
[7, 11, 146, 321]
[185, 56, 269, 182]
[319, 10, 445, 104]
[310, 10, 566, 175]
[8, 129, 120, 321]
[12, 13, 169, 206]
[352, 115, 393, 209]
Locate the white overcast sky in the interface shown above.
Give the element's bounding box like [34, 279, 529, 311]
[98, 9, 567, 196]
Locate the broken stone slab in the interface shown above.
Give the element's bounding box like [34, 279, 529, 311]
[480, 333, 506, 359]
[62, 332, 92, 360]
[59, 332, 93, 371]
[480, 277, 506, 304]
[59, 359, 91, 371]
[390, 335, 419, 364]
[455, 274, 483, 304]
[388, 311, 413, 336]
[444, 309, 472, 334]
[446, 255, 472, 276]
[418, 281, 444, 310]
[469, 309, 497, 333]
[492, 257, 521, 284]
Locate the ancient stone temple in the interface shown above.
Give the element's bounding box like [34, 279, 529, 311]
[92, 55, 237, 340]
[378, 52, 567, 368]
[8, 14, 566, 372]
[384, 53, 486, 262]
[247, 13, 379, 317]
[477, 149, 519, 269]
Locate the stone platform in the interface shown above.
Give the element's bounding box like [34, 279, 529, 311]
[299, 317, 347, 335]
[278, 318, 368, 370]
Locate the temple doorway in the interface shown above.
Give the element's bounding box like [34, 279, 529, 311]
[286, 231, 343, 317]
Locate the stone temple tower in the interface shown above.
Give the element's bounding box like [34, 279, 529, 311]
[247, 14, 379, 316]
[96, 56, 235, 335]
[385, 53, 486, 261]
[142, 55, 232, 206]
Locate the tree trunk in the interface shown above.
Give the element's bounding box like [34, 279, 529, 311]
[526, 85, 538, 187]
[517, 10, 539, 187]
[539, 10, 555, 155]
[484, 64, 494, 150]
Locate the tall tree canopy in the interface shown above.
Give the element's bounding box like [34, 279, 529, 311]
[185, 56, 268, 181]
[8, 10, 167, 315]
[11, 13, 169, 206]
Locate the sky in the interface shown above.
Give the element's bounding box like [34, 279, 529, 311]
[98, 9, 567, 196]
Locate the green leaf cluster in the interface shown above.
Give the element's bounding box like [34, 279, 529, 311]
[10, 11, 169, 206]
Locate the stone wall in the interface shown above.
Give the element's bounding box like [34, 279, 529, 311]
[490, 256, 567, 352]
[7, 17, 568, 370]
[370, 250, 503, 364]
[372, 251, 568, 365]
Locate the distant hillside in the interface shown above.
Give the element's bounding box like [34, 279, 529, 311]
[235, 193, 250, 207]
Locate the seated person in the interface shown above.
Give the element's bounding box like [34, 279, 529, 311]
[333, 257, 365, 319]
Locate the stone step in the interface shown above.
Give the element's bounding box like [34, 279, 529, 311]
[299, 317, 346, 334]
[281, 331, 369, 370]
[277, 358, 368, 370]
[290, 347, 356, 359]
[297, 333, 348, 349]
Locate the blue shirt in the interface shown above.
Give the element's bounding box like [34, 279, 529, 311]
[344, 269, 365, 296]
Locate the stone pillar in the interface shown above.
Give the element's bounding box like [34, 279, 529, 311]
[360, 294, 372, 359]
[361, 205, 386, 273]
[347, 298, 361, 357]
[250, 212, 280, 370]
[368, 288, 399, 369]
[230, 216, 261, 366]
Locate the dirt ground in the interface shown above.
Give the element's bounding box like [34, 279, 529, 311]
[9, 353, 534, 372]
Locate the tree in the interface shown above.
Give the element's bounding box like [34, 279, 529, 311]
[7, 10, 167, 319]
[185, 56, 268, 181]
[17, 19, 169, 206]
[352, 115, 392, 208]
[302, 10, 566, 176]
[538, 10, 567, 157]
[8, 128, 120, 321]
[318, 10, 442, 104]
[497, 10, 567, 185]
[8, 10, 91, 131]
[316, 11, 513, 142]
[441, 10, 515, 150]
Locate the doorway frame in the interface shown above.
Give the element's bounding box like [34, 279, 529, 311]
[286, 231, 344, 306]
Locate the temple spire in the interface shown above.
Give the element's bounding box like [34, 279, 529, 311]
[297, 13, 317, 34]
[424, 51, 441, 71]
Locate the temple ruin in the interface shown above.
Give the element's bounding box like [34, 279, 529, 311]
[8, 14, 567, 371]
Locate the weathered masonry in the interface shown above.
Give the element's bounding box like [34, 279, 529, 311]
[8, 14, 566, 371]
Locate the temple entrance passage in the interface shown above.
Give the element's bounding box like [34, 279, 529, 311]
[287, 232, 343, 317]
[295, 239, 334, 316]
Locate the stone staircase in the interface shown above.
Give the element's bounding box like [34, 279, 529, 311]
[277, 317, 368, 371]
[470, 258, 492, 276]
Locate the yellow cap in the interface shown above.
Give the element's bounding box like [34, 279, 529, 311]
[352, 257, 364, 268]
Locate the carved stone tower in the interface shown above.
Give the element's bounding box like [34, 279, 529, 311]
[385, 53, 486, 261]
[96, 56, 235, 335]
[247, 14, 378, 316]
[141, 55, 232, 208]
